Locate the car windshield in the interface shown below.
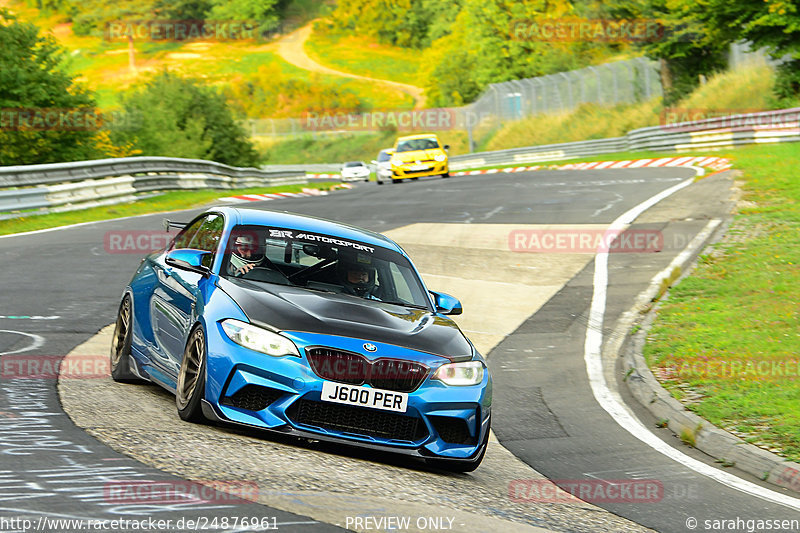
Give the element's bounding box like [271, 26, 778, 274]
[396, 138, 439, 152]
[377, 151, 391, 162]
[223, 225, 431, 309]
[343, 161, 364, 168]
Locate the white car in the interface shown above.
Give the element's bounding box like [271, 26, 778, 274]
[340, 161, 370, 182]
[372, 149, 394, 185]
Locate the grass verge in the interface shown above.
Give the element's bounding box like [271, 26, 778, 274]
[305, 28, 423, 86]
[0, 182, 339, 236]
[643, 143, 800, 461]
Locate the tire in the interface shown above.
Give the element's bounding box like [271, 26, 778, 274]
[391, 178, 401, 184]
[376, 179, 384, 185]
[425, 416, 490, 473]
[410, 177, 419, 181]
[441, 172, 450, 178]
[110, 294, 139, 382]
[176, 326, 208, 423]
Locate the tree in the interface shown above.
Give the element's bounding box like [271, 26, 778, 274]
[207, 0, 284, 35]
[113, 71, 258, 167]
[0, 9, 102, 165]
[154, 0, 212, 20]
[420, 0, 584, 106]
[601, 0, 729, 105]
[692, 0, 800, 100]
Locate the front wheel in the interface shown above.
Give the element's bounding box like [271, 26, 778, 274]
[441, 172, 450, 178]
[110, 294, 140, 382]
[176, 326, 207, 423]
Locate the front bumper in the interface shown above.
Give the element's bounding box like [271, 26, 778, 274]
[391, 162, 448, 179]
[205, 327, 491, 460]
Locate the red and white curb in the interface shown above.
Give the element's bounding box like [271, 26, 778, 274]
[218, 186, 352, 204]
[306, 173, 339, 179]
[451, 156, 733, 176]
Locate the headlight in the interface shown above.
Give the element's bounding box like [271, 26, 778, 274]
[220, 319, 300, 357]
[432, 361, 484, 386]
[434, 154, 447, 162]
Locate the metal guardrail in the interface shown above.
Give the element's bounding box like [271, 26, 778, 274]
[0, 156, 307, 213]
[449, 137, 627, 170]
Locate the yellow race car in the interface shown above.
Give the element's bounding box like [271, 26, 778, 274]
[389, 133, 449, 183]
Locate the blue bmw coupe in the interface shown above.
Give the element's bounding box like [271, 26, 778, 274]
[111, 207, 491, 471]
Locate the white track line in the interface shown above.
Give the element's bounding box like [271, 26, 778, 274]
[583, 172, 800, 511]
[0, 330, 45, 356]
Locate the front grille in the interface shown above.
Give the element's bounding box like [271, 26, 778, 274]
[307, 348, 428, 393]
[287, 399, 428, 442]
[429, 416, 475, 445]
[307, 348, 367, 385]
[221, 385, 283, 411]
[370, 359, 428, 393]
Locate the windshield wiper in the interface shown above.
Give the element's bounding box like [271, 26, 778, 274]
[379, 300, 429, 310]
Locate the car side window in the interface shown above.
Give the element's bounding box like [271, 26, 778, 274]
[171, 217, 206, 250]
[187, 214, 224, 268]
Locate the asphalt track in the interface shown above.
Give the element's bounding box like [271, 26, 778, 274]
[1, 168, 799, 532]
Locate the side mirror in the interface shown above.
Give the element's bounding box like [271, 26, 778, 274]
[371, 160, 379, 164]
[443, 144, 450, 150]
[166, 249, 212, 276]
[430, 290, 462, 315]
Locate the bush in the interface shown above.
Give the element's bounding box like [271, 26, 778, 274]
[112, 71, 258, 167]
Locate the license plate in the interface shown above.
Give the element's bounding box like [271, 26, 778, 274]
[321, 381, 408, 413]
[409, 164, 428, 171]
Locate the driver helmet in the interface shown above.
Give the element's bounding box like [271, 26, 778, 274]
[230, 233, 261, 272]
[340, 259, 376, 297]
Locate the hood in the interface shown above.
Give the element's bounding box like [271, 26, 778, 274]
[394, 148, 446, 163]
[219, 278, 473, 361]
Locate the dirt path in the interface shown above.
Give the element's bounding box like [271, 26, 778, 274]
[276, 23, 427, 109]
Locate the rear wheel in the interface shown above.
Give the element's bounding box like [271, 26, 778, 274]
[110, 295, 139, 382]
[176, 327, 207, 423]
